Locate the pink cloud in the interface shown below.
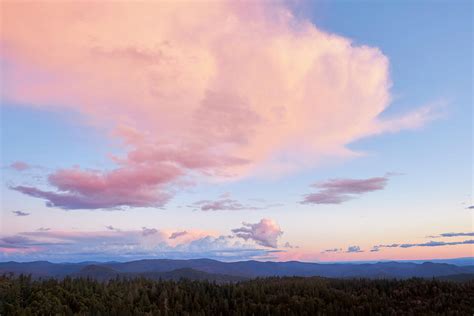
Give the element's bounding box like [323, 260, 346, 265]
[301, 176, 389, 205]
[11, 163, 179, 209]
[10, 161, 30, 171]
[1, 2, 436, 208]
[232, 218, 283, 248]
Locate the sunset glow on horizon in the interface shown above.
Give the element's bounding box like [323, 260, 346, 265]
[0, 0, 472, 263]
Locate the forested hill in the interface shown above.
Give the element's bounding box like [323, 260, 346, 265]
[1, 274, 473, 315]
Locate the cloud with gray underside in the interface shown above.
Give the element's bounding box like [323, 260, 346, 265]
[231, 218, 283, 248]
[346, 246, 363, 253]
[301, 175, 391, 205]
[142, 227, 158, 236]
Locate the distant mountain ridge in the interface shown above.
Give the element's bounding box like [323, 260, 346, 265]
[1, 259, 473, 281]
[71, 264, 247, 283]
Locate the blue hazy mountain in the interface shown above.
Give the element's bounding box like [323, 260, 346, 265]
[1, 258, 474, 281]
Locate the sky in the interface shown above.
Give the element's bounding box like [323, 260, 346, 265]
[0, 0, 472, 263]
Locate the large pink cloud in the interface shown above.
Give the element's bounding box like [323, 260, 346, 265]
[1, 1, 435, 209]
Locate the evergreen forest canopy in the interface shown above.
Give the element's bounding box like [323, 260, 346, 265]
[1, 274, 473, 315]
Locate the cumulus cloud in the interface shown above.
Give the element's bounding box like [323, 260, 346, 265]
[232, 218, 283, 248]
[12, 210, 30, 217]
[169, 231, 188, 239]
[301, 176, 389, 205]
[346, 246, 363, 253]
[10, 161, 30, 171]
[467, 206, 474, 209]
[1, 1, 436, 209]
[0, 225, 282, 261]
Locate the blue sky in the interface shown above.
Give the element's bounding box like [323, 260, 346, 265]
[0, 0, 472, 262]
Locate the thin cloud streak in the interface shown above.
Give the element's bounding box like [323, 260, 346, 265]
[426, 232, 474, 238]
[371, 240, 474, 252]
[321, 248, 342, 254]
[9, 161, 30, 171]
[169, 231, 188, 239]
[12, 211, 30, 217]
[191, 194, 278, 211]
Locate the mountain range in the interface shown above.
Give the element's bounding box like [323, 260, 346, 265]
[2, 258, 474, 282]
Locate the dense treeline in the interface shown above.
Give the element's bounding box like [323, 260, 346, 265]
[1, 274, 473, 315]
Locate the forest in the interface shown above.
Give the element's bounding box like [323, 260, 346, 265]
[1, 274, 473, 315]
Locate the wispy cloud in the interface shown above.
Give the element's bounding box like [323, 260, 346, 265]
[12, 211, 30, 217]
[282, 242, 298, 249]
[321, 245, 366, 254]
[190, 194, 277, 212]
[9, 161, 30, 171]
[426, 232, 474, 238]
[399, 240, 474, 248]
[169, 231, 188, 240]
[105, 225, 121, 231]
[321, 248, 342, 254]
[0, 235, 35, 248]
[370, 243, 400, 252]
[0, 235, 68, 250]
[141, 227, 159, 236]
[371, 239, 474, 252]
[301, 175, 392, 205]
[192, 199, 259, 211]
